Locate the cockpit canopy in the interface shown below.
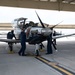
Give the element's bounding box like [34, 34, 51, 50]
[12, 17, 39, 29]
[13, 17, 27, 28]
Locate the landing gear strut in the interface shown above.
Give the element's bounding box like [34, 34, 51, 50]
[35, 44, 40, 56]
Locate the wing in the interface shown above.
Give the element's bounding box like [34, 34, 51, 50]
[0, 33, 75, 43]
[0, 39, 20, 43]
[52, 33, 75, 39]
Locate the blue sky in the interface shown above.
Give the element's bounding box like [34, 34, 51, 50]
[0, 6, 75, 24]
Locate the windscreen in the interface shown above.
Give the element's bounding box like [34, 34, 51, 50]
[12, 18, 27, 29]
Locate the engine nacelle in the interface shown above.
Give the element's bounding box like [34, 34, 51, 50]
[41, 28, 52, 36]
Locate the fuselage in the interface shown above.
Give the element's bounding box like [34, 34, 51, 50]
[14, 26, 52, 39]
[12, 17, 53, 44]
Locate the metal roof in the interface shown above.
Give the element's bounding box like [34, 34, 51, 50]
[33, 0, 75, 4]
[0, 0, 75, 11]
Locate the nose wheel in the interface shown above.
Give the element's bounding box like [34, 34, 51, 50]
[36, 50, 39, 56]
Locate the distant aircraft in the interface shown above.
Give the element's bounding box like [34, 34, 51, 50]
[0, 12, 75, 56]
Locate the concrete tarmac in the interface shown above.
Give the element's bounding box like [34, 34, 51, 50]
[0, 41, 75, 75]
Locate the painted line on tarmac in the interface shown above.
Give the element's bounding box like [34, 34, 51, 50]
[36, 56, 75, 75]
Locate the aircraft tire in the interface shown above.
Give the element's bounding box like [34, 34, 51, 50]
[36, 50, 39, 56]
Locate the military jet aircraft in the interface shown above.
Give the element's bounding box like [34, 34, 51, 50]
[0, 12, 75, 56]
